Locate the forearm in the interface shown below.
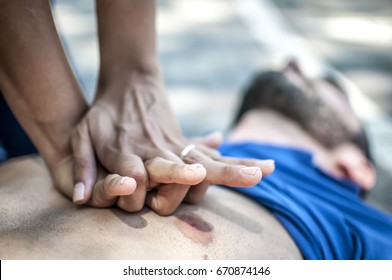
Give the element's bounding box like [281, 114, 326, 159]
[0, 0, 87, 169]
[96, 0, 161, 95]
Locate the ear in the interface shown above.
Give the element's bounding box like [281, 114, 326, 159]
[333, 144, 376, 190]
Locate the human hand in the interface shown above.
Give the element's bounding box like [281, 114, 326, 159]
[53, 155, 138, 208]
[71, 74, 274, 215]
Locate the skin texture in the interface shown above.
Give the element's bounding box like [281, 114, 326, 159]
[0, 0, 274, 215]
[0, 156, 301, 260]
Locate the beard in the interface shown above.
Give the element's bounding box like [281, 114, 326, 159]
[235, 71, 357, 149]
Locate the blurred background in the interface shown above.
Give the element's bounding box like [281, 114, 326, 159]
[51, 0, 392, 213]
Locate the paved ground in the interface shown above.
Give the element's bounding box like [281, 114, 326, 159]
[51, 0, 391, 212]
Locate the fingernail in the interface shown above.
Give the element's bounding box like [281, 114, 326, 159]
[240, 167, 261, 176]
[262, 160, 275, 167]
[187, 164, 204, 172]
[73, 182, 85, 203]
[120, 176, 130, 184]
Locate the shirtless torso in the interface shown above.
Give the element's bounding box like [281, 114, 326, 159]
[0, 156, 301, 259]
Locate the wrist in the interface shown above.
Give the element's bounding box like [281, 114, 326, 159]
[4, 90, 88, 174]
[99, 53, 161, 79]
[27, 110, 85, 171]
[95, 66, 164, 101]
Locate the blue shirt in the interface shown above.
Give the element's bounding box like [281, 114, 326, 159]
[219, 141, 392, 260]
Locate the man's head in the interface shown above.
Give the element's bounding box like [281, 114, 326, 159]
[231, 60, 375, 190]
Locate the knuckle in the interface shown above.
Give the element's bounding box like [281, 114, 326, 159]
[144, 157, 162, 169]
[115, 165, 147, 181]
[89, 194, 115, 208]
[118, 199, 144, 213]
[156, 205, 175, 216]
[73, 156, 90, 171]
[72, 122, 87, 140]
[167, 164, 178, 182]
[150, 195, 175, 216]
[103, 174, 118, 194]
[131, 171, 148, 184]
[221, 165, 234, 177]
[132, 200, 145, 212]
[144, 159, 154, 169]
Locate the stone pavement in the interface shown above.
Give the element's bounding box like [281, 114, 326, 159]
[51, 0, 391, 212]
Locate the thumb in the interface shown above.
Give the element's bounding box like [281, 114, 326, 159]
[71, 122, 97, 204]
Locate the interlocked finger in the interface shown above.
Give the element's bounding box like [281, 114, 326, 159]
[218, 157, 275, 177]
[88, 174, 137, 208]
[145, 157, 206, 186]
[113, 154, 149, 212]
[145, 183, 191, 216]
[184, 182, 210, 204]
[204, 161, 262, 187]
[178, 147, 263, 187]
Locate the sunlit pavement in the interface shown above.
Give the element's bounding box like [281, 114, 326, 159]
[52, 0, 391, 212]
